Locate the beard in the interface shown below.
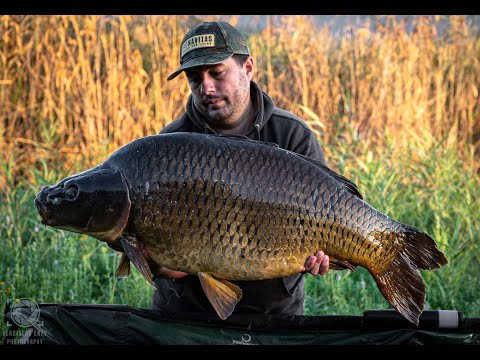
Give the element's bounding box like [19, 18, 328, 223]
[195, 72, 250, 126]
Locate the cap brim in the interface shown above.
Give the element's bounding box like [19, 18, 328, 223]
[167, 53, 234, 81]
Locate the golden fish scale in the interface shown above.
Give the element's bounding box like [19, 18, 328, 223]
[117, 134, 401, 279]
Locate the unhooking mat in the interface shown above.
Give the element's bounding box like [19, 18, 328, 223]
[2, 300, 479, 345]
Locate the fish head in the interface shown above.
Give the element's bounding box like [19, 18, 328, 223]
[34, 167, 131, 242]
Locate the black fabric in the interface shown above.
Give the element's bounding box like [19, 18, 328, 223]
[155, 81, 326, 316]
[152, 275, 305, 316]
[3, 302, 480, 345]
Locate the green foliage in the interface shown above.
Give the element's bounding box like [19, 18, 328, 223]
[305, 132, 480, 317]
[0, 166, 154, 336]
[1, 132, 479, 336]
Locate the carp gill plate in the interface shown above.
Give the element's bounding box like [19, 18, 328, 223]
[34, 132, 448, 324]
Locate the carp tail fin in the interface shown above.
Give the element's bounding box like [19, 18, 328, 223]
[371, 225, 448, 326]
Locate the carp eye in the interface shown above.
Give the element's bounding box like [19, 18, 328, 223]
[65, 185, 79, 200]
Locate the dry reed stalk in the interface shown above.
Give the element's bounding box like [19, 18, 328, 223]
[0, 15, 478, 189]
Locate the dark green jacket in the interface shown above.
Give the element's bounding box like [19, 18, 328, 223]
[153, 81, 326, 315]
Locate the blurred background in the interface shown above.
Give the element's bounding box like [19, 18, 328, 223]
[1, 15, 479, 333]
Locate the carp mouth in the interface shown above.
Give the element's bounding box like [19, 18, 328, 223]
[33, 167, 131, 241]
[34, 189, 54, 226]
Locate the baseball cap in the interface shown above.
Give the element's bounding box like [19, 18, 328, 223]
[167, 21, 251, 81]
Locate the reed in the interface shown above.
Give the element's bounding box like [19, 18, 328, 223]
[0, 15, 479, 189]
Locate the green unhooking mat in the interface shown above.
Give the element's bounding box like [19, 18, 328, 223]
[2, 300, 479, 345]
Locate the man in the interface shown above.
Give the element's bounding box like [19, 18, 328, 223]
[148, 21, 330, 316]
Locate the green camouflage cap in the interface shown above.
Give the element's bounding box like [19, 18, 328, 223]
[167, 21, 251, 81]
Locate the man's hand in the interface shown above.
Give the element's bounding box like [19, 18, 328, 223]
[301, 251, 329, 276]
[140, 248, 189, 281]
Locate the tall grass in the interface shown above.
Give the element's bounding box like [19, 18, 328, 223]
[0, 15, 191, 186]
[1, 15, 479, 188]
[0, 15, 479, 334]
[249, 15, 480, 157]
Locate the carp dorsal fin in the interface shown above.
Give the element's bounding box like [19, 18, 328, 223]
[210, 133, 362, 198]
[119, 236, 157, 290]
[293, 153, 363, 200]
[116, 253, 131, 278]
[198, 272, 243, 320]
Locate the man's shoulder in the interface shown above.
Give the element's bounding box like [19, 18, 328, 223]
[264, 106, 325, 162]
[160, 120, 185, 134]
[160, 114, 195, 134]
[270, 107, 314, 133]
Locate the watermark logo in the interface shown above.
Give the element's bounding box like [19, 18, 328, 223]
[4, 298, 46, 345]
[231, 333, 257, 345]
[10, 298, 41, 327]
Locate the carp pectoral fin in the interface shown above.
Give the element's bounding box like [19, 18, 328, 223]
[119, 237, 157, 290]
[116, 253, 131, 278]
[197, 272, 243, 320]
[329, 258, 357, 272]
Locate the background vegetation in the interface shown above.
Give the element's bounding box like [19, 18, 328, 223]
[1, 15, 479, 334]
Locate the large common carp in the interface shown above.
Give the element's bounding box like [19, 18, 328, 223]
[34, 132, 447, 325]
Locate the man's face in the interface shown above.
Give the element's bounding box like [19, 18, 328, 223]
[185, 56, 254, 128]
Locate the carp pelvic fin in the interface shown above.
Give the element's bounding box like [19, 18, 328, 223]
[198, 272, 243, 320]
[116, 253, 131, 278]
[120, 237, 157, 290]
